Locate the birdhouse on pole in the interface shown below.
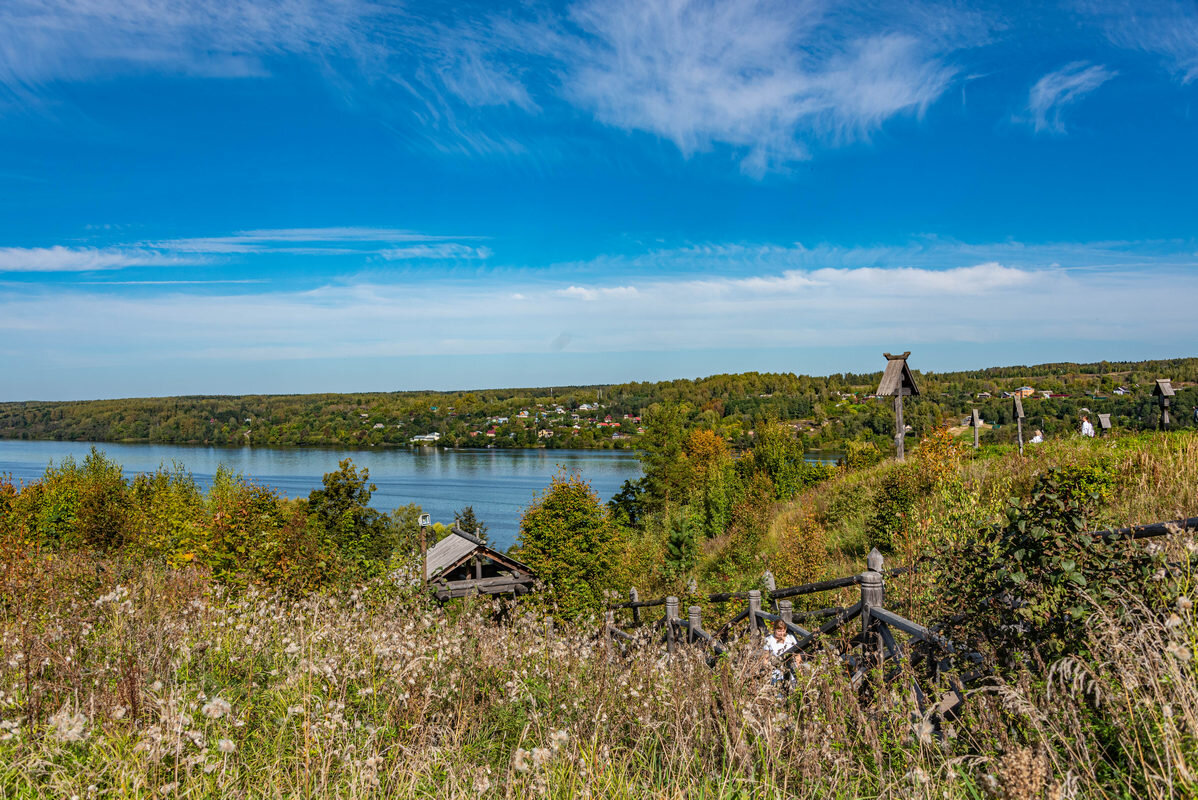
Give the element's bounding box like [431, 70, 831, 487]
[970, 409, 981, 449]
[1153, 379, 1175, 431]
[876, 351, 919, 461]
[1013, 396, 1025, 456]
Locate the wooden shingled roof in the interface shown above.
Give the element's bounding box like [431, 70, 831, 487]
[424, 524, 534, 582]
[1154, 379, 1175, 397]
[876, 351, 920, 397]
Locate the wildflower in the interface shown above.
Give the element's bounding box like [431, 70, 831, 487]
[532, 747, 552, 768]
[49, 706, 88, 742]
[1166, 643, 1193, 662]
[150, 681, 164, 692]
[914, 718, 935, 746]
[1166, 613, 1183, 630]
[364, 755, 383, 769]
[0, 720, 18, 741]
[284, 642, 300, 655]
[158, 782, 177, 795]
[201, 697, 232, 719]
[1179, 596, 1193, 612]
[287, 705, 304, 716]
[906, 767, 929, 785]
[513, 748, 531, 773]
[217, 738, 235, 753]
[549, 729, 569, 749]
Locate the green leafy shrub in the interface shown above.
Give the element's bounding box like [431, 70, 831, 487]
[514, 471, 624, 620]
[842, 440, 882, 470]
[932, 468, 1164, 669]
[867, 464, 920, 551]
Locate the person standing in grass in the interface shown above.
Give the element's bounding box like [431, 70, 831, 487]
[1080, 415, 1095, 438]
[1031, 429, 1044, 443]
[764, 620, 798, 684]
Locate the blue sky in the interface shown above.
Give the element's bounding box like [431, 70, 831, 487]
[2, 0, 1197, 400]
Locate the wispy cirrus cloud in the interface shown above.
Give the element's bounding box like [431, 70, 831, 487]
[0, 227, 487, 272]
[0, 245, 201, 272]
[1024, 61, 1116, 134]
[2, 0, 989, 175]
[552, 0, 968, 174]
[1079, 0, 1198, 83]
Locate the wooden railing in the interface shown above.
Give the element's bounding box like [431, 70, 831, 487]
[602, 516, 1198, 702]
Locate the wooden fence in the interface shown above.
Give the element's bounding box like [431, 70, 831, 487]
[601, 515, 1198, 714]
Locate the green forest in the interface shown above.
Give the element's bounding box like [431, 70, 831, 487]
[2, 356, 1195, 450]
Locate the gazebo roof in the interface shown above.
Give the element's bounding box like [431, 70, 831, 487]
[424, 524, 533, 581]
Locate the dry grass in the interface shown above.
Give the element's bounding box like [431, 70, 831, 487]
[1, 544, 1195, 798]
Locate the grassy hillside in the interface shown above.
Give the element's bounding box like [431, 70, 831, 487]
[1, 431, 1195, 797]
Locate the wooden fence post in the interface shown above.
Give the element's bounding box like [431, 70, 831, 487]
[861, 548, 885, 668]
[972, 409, 981, 449]
[779, 600, 793, 625]
[688, 605, 702, 645]
[665, 596, 679, 653]
[748, 590, 762, 642]
[604, 610, 614, 643]
[630, 587, 640, 626]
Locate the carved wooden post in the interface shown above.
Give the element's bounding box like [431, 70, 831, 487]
[748, 590, 762, 642]
[688, 605, 702, 645]
[861, 548, 885, 669]
[630, 587, 640, 626]
[1155, 380, 1175, 431]
[604, 610, 615, 643]
[877, 352, 919, 462]
[665, 596, 679, 654]
[1013, 396, 1025, 457]
[971, 409, 981, 449]
[778, 600, 793, 625]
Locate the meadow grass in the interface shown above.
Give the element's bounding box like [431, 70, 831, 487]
[1, 431, 1196, 798]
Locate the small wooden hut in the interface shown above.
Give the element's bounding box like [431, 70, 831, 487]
[424, 524, 536, 602]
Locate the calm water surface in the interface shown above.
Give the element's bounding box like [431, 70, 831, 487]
[0, 441, 642, 550]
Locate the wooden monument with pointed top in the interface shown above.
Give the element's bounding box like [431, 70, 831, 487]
[876, 351, 919, 461]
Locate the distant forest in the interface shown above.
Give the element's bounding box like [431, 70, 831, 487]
[1, 356, 1196, 451]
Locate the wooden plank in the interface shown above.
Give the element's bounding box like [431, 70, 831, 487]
[755, 610, 812, 639]
[784, 601, 862, 655]
[870, 607, 955, 653]
[771, 574, 863, 598]
[1093, 516, 1198, 541]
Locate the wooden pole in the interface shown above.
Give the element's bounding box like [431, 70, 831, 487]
[748, 590, 762, 642]
[861, 548, 885, 669]
[420, 524, 427, 583]
[894, 395, 905, 461]
[779, 600, 793, 625]
[665, 596, 679, 653]
[1017, 416, 1024, 457]
[688, 606, 702, 645]
[630, 587, 640, 625]
[972, 409, 980, 449]
[604, 610, 615, 643]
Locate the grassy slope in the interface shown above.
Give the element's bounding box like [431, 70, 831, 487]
[1, 433, 1196, 798]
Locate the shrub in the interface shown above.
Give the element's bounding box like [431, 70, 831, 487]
[866, 463, 920, 551]
[932, 468, 1164, 669]
[842, 440, 882, 470]
[514, 471, 624, 620]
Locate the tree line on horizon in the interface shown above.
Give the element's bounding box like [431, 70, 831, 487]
[0, 355, 1194, 451]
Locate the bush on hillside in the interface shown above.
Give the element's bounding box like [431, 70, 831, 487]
[932, 467, 1164, 669]
[514, 471, 624, 620]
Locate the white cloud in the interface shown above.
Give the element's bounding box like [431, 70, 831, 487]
[1080, 1, 1198, 84]
[557, 0, 964, 174]
[0, 246, 199, 272]
[379, 244, 492, 260]
[0, 227, 487, 271]
[1026, 62, 1116, 134]
[0, 0, 379, 95]
[1, 0, 985, 173]
[3, 252, 1195, 369]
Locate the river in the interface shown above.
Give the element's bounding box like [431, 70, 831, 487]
[0, 440, 642, 550]
[0, 440, 841, 550]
